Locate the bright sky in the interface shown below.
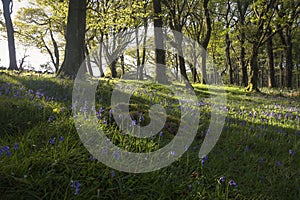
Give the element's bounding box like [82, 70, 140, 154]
[0, 0, 49, 71]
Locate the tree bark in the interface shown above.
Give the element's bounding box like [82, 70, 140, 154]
[59, 0, 86, 79]
[266, 28, 276, 88]
[1, 0, 18, 70]
[237, 0, 249, 87]
[247, 44, 260, 92]
[201, 0, 212, 84]
[285, 28, 293, 88]
[153, 0, 168, 84]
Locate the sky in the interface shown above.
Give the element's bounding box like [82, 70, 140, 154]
[0, 0, 49, 71]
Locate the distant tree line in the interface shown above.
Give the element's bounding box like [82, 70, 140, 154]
[0, 0, 299, 91]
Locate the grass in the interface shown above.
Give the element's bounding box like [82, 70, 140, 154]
[0, 71, 299, 199]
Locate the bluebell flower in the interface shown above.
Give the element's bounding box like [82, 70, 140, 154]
[102, 148, 107, 155]
[219, 176, 226, 183]
[48, 115, 54, 122]
[2, 146, 12, 157]
[289, 149, 295, 156]
[70, 180, 75, 188]
[246, 146, 250, 153]
[113, 152, 120, 159]
[159, 131, 163, 137]
[49, 138, 55, 145]
[259, 157, 264, 164]
[132, 120, 137, 126]
[201, 155, 208, 166]
[14, 143, 19, 150]
[74, 181, 80, 195]
[275, 161, 282, 167]
[59, 136, 64, 142]
[111, 170, 115, 178]
[229, 180, 237, 187]
[170, 151, 176, 156]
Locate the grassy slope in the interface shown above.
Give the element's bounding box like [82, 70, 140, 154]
[0, 72, 299, 200]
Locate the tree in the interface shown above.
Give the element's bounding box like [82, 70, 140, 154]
[246, 0, 277, 92]
[1, 0, 17, 70]
[59, 0, 87, 79]
[153, 0, 168, 84]
[236, 0, 251, 87]
[275, 0, 299, 88]
[266, 27, 276, 88]
[14, 1, 68, 73]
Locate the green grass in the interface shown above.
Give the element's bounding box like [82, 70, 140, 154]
[0, 71, 299, 199]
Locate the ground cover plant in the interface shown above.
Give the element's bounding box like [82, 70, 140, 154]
[0, 71, 299, 200]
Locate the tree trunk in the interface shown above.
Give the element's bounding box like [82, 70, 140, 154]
[85, 45, 93, 76]
[266, 28, 276, 88]
[49, 28, 60, 73]
[201, 0, 212, 84]
[153, 0, 168, 84]
[279, 53, 284, 88]
[135, 28, 141, 80]
[247, 45, 260, 92]
[140, 19, 148, 80]
[59, 0, 86, 79]
[237, 0, 249, 87]
[285, 28, 293, 89]
[120, 54, 125, 76]
[225, 32, 233, 84]
[1, 0, 18, 70]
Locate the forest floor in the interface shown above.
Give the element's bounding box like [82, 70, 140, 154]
[0, 71, 299, 199]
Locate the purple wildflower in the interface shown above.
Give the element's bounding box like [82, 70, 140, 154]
[289, 149, 295, 156]
[49, 138, 55, 145]
[170, 151, 176, 156]
[219, 176, 226, 183]
[14, 143, 19, 150]
[159, 131, 163, 137]
[259, 157, 264, 164]
[74, 181, 80, 195]
[229, 180, 237, 187]
[246, 146, 250, 153]
[48, 115, 55, 122]
[111, 170, 115, 178]
[201, 155, 208, 166]
[2, 146, 12, 157]
[59, 136, 64, 142]
[113, 152, 120, 159]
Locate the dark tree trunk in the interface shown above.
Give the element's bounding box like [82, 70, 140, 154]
[247, 45, 260, 92]
[59, 0, 86, 79]
[225, 0, 233, 85]
[174, 32, 188, 81]
[49, 28, 60, 73]
[85, 45, 93, 76]
[266, 28, 276, 88]
[192, 41, 198, 83]
[279, 53, 284, 88]
[225, 33, 233, 84]
[1, 0, 18, 70]
[140, 20, 148, 80]
[120, 54, 125, 76]
[201, 0, 212, 84]
[135, 28, 141, 80]
[240, 32, 247, 87]
[111, 60, 117, 78]
[285, 29, 293, 88]
[153, 0, 168, 84]
[237, 0, 249, 87]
